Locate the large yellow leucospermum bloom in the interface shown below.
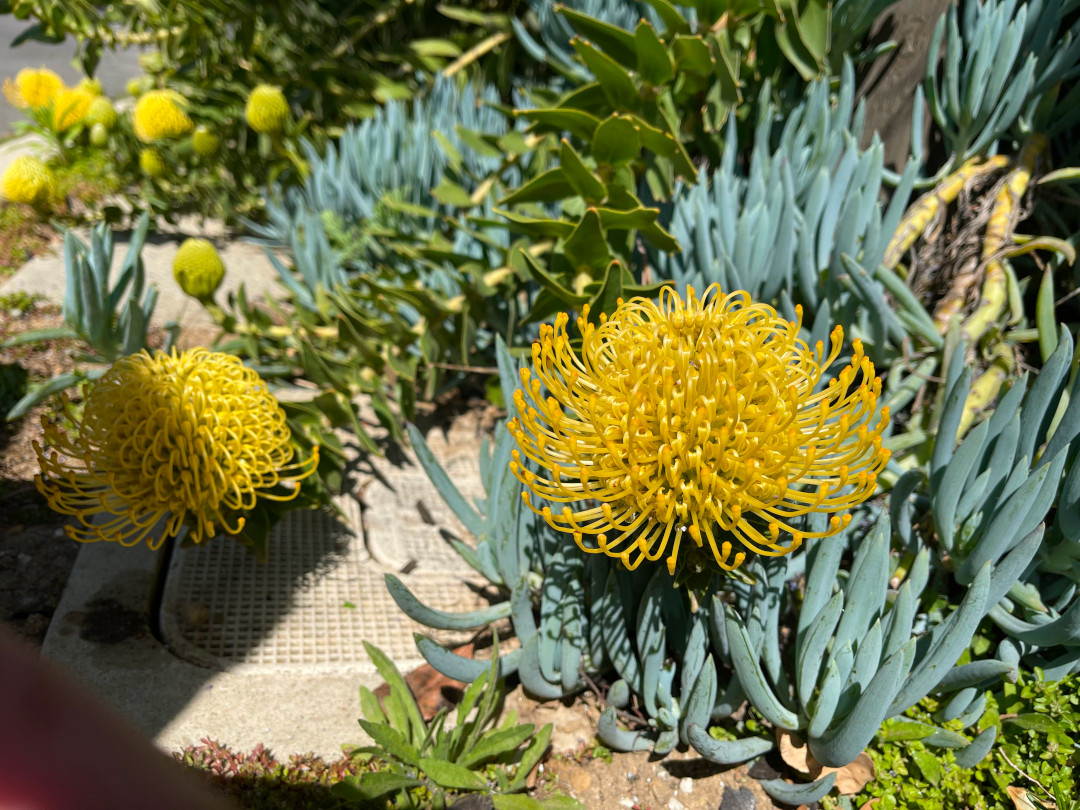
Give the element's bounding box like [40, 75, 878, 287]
[508, 286, 891, 576]
[2, 67, 62, 110]
[35, 348, 319, 549]
[132, 88, 193, 142]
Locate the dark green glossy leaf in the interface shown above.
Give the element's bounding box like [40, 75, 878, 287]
[593, 115, 641, 167]
[563, 209, 612, 272]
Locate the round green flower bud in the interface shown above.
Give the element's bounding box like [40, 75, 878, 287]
[127, 76, 153, 97]
[89, 122, 109, 146]
[244, 84, 289, 134]
[173, 238, 225, 301]
[85, 96, 117, 130]
[192, 125, 220, 157]
[139, 147, 167, 178]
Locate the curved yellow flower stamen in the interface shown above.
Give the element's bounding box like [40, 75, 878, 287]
[35, 348, 319, 549]
[507, 285, 890, 576]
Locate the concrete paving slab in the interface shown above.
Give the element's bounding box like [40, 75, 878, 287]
[0, 215, 285, 333]
[43, 415, 496, 761]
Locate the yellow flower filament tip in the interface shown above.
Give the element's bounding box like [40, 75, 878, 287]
[508, 285, 890, 576]
[34, 348, 319, 549]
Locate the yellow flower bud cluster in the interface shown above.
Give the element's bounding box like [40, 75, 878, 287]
[2, 67, 97, 132]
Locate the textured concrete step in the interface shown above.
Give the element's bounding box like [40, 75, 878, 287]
[42, 414, 495, 760]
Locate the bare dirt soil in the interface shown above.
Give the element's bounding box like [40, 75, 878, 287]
[0, 303, 81, 647]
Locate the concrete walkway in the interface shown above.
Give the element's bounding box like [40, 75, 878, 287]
[0, 136, 282, 335]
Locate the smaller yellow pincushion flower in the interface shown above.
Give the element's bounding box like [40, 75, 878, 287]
[52, 86, 95, 131]
[191, 125, 220, 157]
[508, 285, 891, 577]
[245, 84, 289, 134]
[1, 155, 55, 205]
[174, 238, 225, 300]
[2, 67, 62, 110]
[85, 96, 117, 130]
[133, 88, 193, 142]
[139, 147, 167, 178]
[35, 348, 319, 548]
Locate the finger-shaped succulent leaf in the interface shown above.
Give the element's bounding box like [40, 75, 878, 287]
[686, 724, 773, 764]
[888, 562, 992, 715]
[597, 706, 652, 752]
[385, 573, 511, 630]
[811, 637, 916, 767]
[760, 773, 837, 805]
[725, 605, 800, 730]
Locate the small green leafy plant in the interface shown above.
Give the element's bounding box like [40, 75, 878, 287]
[837, 670, 1080, 810]
[333, 641, 577, 810]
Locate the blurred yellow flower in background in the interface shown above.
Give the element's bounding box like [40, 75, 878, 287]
[52, 86, 95, 131]
[192, 125, 220, 157]
[245, 84, 289, 134]
[2, 67, 62, 110]
[35, 348, 319, 548]
[133, 88, 193, 142]
[0, 154, 55, 205]
[509, 285, 891, 576]
[173, 238, 226, 301]
[139, 147, 167, 178]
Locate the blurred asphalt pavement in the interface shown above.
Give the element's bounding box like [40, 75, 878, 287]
[0, 15, 142, 136]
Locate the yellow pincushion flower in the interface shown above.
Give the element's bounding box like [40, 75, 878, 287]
[133, 88, 193, 142]
[139, 147, 167, 178]
[1, 155, 55, 205]
[174, 238, 225, 300]
[508, 285, 891, 576]
[2, 67, 62, 110]
[244, 84, 289, 134]
[52, 86, 95, 131]
[85, 96, 117, 129]
[35, 348, 319, 548]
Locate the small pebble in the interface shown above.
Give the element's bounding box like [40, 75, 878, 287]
[668, 799, 686, 810]
[678, 777, 693, 794]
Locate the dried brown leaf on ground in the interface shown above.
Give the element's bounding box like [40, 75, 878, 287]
[1007, 786, 1044, 810]
[777, 730, 814, 774]
[819, 752, 876, 795]
[776, 732, 874, 794]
